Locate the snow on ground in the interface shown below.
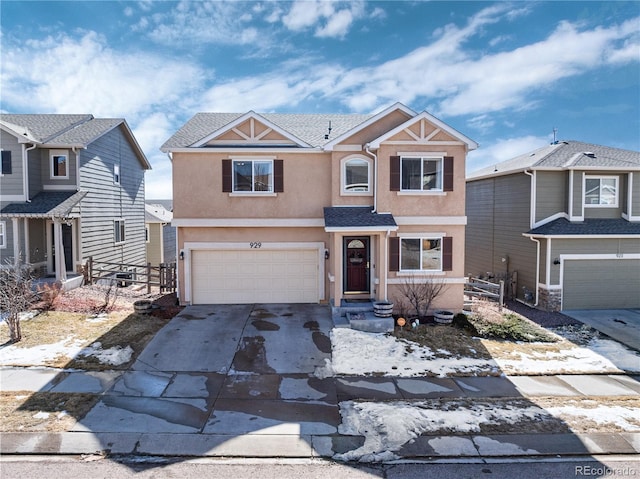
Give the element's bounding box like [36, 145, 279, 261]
[335, 399, 640, 462]
[322, 328, 640, 378]
[0, 336, 86, 366]
[0, 337, 132, 367]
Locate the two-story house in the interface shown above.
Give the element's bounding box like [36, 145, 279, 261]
[0, 114, 151, 289]
[162, 103, 477, 312]
[466, 140, 640, 311]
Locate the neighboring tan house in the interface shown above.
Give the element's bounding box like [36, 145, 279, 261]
[0, 114, 151, 289]
[161, 103, 477, 311]
[145, 200, 176, 265]
[466, 140, 640, 311]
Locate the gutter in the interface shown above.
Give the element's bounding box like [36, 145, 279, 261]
[364, 143, 378, 213]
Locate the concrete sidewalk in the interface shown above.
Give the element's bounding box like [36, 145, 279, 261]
[2, 367, 640, 459]
[2, 303, 640, 461]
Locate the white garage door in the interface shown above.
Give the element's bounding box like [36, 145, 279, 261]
[563, 259, 640, 310]
[191, 248, 319, 304]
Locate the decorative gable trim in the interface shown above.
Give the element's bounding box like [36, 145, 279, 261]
[192, 111, 312, 148]
[323, 102, 416, 151]
[367, 111, 478, 150]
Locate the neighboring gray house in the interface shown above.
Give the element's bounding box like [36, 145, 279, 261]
[0, 114, 151, 289]
[466, 140, 640, 311]
[145, 200, 175, 265]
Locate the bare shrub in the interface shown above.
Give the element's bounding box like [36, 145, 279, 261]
[394, 273, 448, 318]
[35, 282, 63, 311]
[0, 260, 37, 343]
[93, 279, 119, 314]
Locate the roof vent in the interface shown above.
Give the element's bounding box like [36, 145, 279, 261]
[583, 151, 596, 158]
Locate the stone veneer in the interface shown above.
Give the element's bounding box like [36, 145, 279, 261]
[538, 287, 562, 312]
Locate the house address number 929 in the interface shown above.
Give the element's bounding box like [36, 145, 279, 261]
[250, 242, 262, 249]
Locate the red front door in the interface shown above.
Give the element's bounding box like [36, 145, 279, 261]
[345, 237, 370, 293]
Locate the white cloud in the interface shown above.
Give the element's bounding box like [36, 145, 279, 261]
[467, 135, 550, 173]
[143, 0, 261, 46]
[1, 31, 204, 121]
[281, 0, 365, 39]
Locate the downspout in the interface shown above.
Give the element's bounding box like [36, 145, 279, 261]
[523, 169, 539, 306]
[364, 144, 378, 213]
[526, 237, 540, 307]
[23, 143, 37, 201]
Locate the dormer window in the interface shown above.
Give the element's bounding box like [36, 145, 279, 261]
[585, 176, 618, 207]
[50, 150, 69, 179]
[342, 157, 371, 195]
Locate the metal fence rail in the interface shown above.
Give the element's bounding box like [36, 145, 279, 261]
[85, 257, 176, 293]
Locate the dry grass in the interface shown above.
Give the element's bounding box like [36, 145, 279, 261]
[0, 391, 99, 432]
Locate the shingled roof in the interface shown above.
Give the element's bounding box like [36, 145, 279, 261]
[323, 206, 397, 231]
[0, 114, 150, 168]
[0, 191, 87, 218]
[468, 141, 640, 180]
[161, 112, 373, 150]
[526, 218, 640, 236]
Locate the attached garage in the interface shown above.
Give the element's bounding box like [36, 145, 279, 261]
[189, 245, 322, 304]
[563, 259, 640, 310]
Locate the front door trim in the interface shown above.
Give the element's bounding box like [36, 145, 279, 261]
[343, 236, 370, 294]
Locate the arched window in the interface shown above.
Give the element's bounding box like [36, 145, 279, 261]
[343, 158, 370, 193]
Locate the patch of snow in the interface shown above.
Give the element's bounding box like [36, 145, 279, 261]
[0, 337, 85, 366]
[335, 400, 546, 461]
[547, 405, 640, 431]
[326, 328, 640, 378]
[78, 342, 133, 366]
[32, 411, 50, 419]
[474, 436, 539, 455]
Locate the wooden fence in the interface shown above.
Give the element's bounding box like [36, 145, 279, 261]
[84, 257, 176, 293]
[465, 276, 505, 311]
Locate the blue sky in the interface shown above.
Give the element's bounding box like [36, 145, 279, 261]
[1, 1, 638, 198]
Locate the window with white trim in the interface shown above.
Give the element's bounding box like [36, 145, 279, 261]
[233, 159, 273, 192]
[401, 156, 442, 191]
[584, 176, 618, 207]
[400, 237, 442, 271]
[0, 221, 6, 248]
[114, 165, 120, 185]
[50, 150, 69, 179]
[114, 219, 125, 244]
[342, 157, 370, 193]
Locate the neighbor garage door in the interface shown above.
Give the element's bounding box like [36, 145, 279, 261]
[191, 248, 319, 304]
[563, 259, 640, 310]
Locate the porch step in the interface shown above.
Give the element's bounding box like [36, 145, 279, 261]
[331, 299, 375, 328]
[347, 311, 395, 333]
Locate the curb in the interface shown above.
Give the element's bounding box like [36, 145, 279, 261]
[2, 432, 639, 460]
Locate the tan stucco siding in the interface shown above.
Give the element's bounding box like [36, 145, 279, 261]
[340, 110, 410, 146]
[172, 151, 330, 219]
[376, 144, 467, 216]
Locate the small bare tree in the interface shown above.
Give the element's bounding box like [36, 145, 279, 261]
[0, 260, 37, 343]
[395, 273, 448, 318]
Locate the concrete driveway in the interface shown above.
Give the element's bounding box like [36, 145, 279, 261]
[563, 309, 640, 351]
[75, 303, 340, 437]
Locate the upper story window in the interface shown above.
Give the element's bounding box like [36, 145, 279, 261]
[400, 237, 442, 271]
[233, 159, 273, 193]
[50, 150, 69, 179]
[1, 150, 12, 175]
[342, 157, 370, 194]
[585, 176, 618, 207]
[114, 165, 120, 185]
[0, 221, 6, 248]
[114, 219, 125, 244]
[402, 156, 443, 191]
